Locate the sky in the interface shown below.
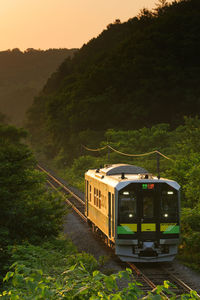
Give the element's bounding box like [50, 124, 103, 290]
[0, 0, 164, 51]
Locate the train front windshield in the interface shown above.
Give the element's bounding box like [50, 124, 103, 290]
[160, 187, 179, 220]
[118, 183, 179, 223]
[118, 190, 137, 223]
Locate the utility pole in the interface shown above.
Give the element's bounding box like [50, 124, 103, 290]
[157, 152, 160, 179]
[107, 144, 110, 162]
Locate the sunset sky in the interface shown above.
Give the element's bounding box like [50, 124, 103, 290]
[0, 0, 165, 51]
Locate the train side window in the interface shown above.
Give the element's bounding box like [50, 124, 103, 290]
[96, 190, 99, 207]
[94, 188, 96, 205]
[101, 194, 103, 208]
[89, 185, 91, 202]
[99, 191, 101, 208]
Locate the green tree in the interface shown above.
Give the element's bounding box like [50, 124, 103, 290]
[0, 124, 66, 276]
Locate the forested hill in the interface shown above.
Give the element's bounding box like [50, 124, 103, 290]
[27, 0, 200, 162]
[0, 48, 77, 125]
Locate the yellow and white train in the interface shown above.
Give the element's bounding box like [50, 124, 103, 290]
[85, 164, 180, 262]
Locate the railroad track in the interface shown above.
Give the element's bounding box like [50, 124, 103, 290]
[37, 164, 86, 221]
[37, 164, 200, 298]
[128, 263, 200, 297]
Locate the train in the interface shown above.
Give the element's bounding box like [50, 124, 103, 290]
[85, 164, 180, 262]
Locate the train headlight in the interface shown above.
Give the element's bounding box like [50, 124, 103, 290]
[164, 213, 168, 218]
[129, 213, 133, 218]
[167, 191, 174, 195]
[123, 191, 129, 195]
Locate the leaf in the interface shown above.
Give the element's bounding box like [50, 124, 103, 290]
[104, 276, 117, 291]
[3, 271, 14, 282]
[62, 264, 77, 274]
[74, 286, 88, 296]
[93, 270, 100, 277]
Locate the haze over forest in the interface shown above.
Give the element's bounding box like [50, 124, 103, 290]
[0, 48, 76, 125]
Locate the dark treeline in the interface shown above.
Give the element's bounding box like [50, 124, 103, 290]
[27, 0, 200, 163]
[0, 48, 77, 125]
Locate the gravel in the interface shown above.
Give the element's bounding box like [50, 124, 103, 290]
[63, 211, 123, 273]
[170, 260, 200, 293]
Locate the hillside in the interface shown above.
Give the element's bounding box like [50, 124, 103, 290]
[26, 0, 200, 162]
[0, 48, 77, 125]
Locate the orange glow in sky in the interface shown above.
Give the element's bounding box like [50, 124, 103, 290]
[0, 0, 164, 50]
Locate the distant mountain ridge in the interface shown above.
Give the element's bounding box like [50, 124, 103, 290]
[0, 48, 77, 125]
[26, 0, 200, 162]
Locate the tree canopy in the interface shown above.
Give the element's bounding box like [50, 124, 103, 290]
[0, 124, 66, 275]
[26, 0, 200, 163]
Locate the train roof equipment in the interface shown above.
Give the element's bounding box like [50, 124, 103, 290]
[86, 164, 180, 191]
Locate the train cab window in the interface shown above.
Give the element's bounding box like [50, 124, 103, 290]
[119, 190, 137, 223]
[143, 196, 154, 218]
[161, 189, 178, 220]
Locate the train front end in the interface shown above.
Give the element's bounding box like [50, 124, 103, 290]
[116, 177, 180, 262]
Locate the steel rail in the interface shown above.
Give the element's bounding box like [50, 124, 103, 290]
[65, 197, 87, 222]
[39, 164, 87, 221]
[129, 263, 200, 298]
[168, 272, 200, 297]
[37, 164, 85, 205]
[47, 178, 87, 221]
[127, 263, 157, 290]
[128, 263, 171, 299]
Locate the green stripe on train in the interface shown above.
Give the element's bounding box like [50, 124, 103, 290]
[163, 225, 180, 234]
[117, 225, 135, 234]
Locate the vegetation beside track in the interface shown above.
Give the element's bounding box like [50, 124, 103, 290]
[2, 239, 199, 299]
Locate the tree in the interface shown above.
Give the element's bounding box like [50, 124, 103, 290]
[156, 0, 168, 7]
[0, 124, 66, 274]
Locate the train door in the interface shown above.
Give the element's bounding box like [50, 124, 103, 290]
[111, 194, 115, 238]
[108, 192, 115, 239]
[108, 192, 111, 238]
[138, 183, 159, 239]
[85, 180, 89, 216]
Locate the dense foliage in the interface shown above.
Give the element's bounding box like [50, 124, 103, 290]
[0, 124, 66, 280]
[0, 48, 76, 125]
[27, 0, 200, 163]
[1, 240, 199, 299]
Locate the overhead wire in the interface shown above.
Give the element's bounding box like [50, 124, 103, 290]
[82, 144, 173, 161]
[108, 145, 156, 157]
[82, 145, 107, 152]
